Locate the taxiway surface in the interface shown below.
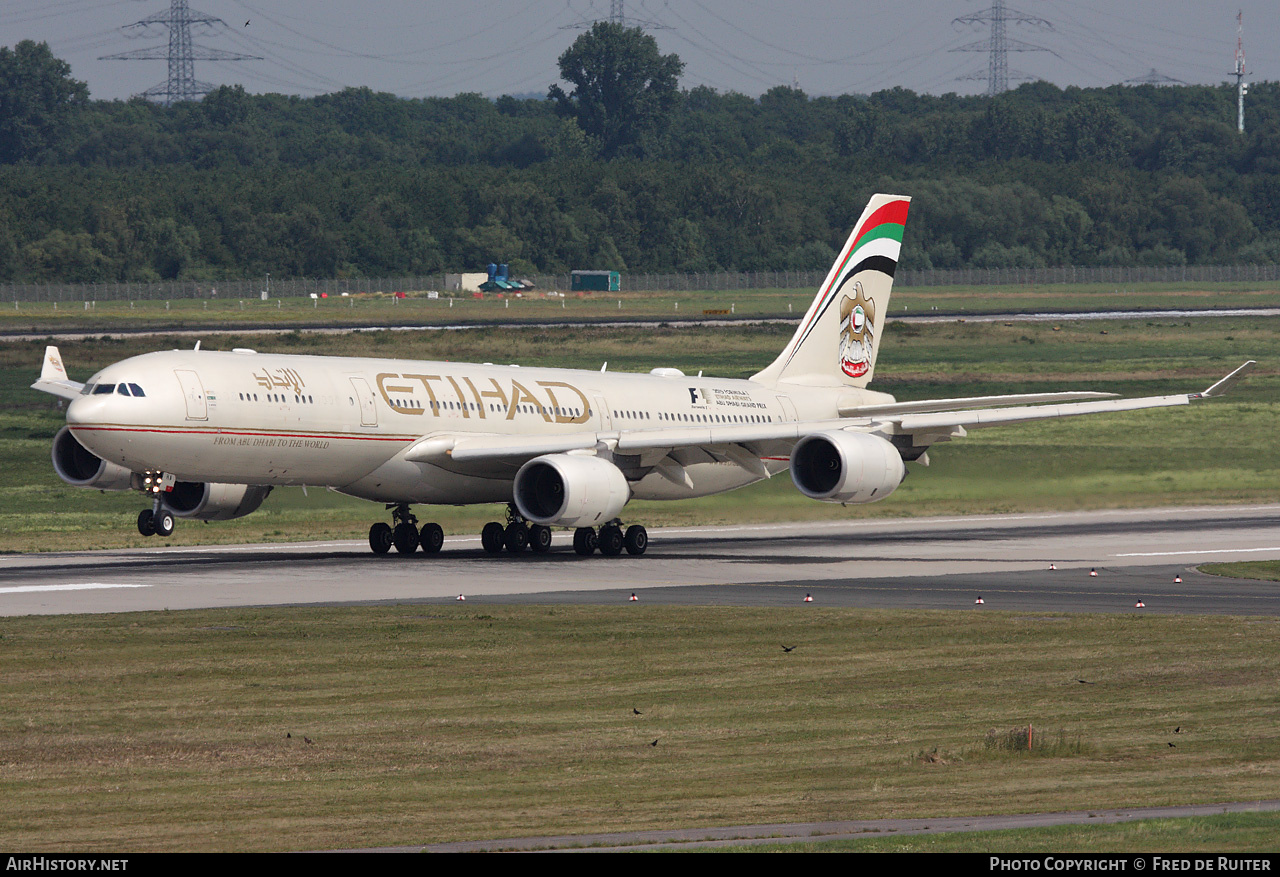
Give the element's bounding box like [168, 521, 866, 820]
[2, 505, 1279, 616]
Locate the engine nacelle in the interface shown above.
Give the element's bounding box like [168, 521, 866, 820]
[51, 426, 133, 491]
[162, 481, 273, 521]
[513, 454, 630, 528]
[790, 431, 905, 504]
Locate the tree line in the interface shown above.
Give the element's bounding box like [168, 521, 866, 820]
[1, 26, 1278, 284]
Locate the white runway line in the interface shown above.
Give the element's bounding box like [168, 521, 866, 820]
[1116, 547, 1280, 557]
[0, 583, 150, 594]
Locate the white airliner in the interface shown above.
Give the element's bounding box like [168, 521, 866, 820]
[33, 194, 1254, 557]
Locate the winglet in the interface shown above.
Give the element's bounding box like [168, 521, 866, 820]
[1195, 360, 1256, 399]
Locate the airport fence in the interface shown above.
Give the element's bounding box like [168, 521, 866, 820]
[4, 263, 1280, 303]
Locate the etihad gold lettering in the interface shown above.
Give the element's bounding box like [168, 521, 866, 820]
[372, 371, 591, 423]
[507, 380, 548, 422]
[377, 372, 422, 416]
[253, 367, 306, 394]
[537, 381, 591, 424]
[403, 374, 443, 409]
[444, 375, 471, 419]
[478, 377, 509, 411]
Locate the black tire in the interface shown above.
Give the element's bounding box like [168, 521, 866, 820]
[153, 510, 175, 537]
[573, 527, 596, 556]
[504, 522, 529, 553]
[481, 521, 505, 554]
[419, 522, 444, 554]
[529, 524, 553, 553]
[598, 524, 624, 557]
[369, 522, 393, 555]
[137, 509, 155, 537]
[624, 525, 648, 556]
[393, 521, 419, 555]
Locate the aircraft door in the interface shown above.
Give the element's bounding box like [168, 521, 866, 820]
[174, 369, 208, 421]
[776, 396, 799, 422]
[349, 377, 378, 427]
[592, 392, 612, 430]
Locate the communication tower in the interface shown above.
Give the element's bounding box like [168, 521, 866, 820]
[1234, 10, 1247, 134]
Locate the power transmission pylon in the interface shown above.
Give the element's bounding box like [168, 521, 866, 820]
[952, 0, 1053, 96]
[1124, 69, 1186, 87]
[564, 0, 667, 30]
[100, 0, 260, 105]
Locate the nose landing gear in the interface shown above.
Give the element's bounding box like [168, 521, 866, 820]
[135, 471, 176, 537]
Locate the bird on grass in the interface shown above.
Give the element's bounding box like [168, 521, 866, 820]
[782, 645, 796, 653]
[632, 708, 642, 715]
[650, 739, 659, 747]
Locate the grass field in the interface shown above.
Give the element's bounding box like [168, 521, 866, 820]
[1, 280, 1277, 333]
[1, 606, 1278, 851]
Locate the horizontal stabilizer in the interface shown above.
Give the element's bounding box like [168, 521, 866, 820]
[31, 346, 83, 400]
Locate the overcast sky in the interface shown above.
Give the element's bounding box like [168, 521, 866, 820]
[2, 0, 1274, 102]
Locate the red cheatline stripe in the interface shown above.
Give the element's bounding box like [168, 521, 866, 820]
[72, 425, 416, 443]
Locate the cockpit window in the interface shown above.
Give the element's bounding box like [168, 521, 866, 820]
[81, 383, 94, 395]
[116, 384, 131, 396]
[128, 383, 145, 397]
[93, 383, 116, 395]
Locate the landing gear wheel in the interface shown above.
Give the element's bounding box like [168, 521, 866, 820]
[393, 521, 419, 555]
[573, 527, 597, 556]
[598, 524, 624, 557]
[528, 524, 553, 553]
[418, 523, 444, 554]
[481, 521, 505, 555]
[153, 510, 175, 537]
[137, 509, 155, 537]
[624, 525, 648, 556]
[504, 522, 529, 553]
[369, 522, 393, 555]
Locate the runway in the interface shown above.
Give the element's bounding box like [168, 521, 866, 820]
[2, 505, 1279, 616]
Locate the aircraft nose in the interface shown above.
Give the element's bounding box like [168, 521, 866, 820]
[66, 393, 108, 425]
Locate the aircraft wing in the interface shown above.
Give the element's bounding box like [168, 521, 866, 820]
[402, 362, 1255, 477]
[30, 346, 84, 400]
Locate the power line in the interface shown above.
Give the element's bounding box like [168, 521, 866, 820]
[99, 0, 260, 105]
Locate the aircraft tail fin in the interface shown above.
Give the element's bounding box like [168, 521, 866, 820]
[752, 193, 910, 388]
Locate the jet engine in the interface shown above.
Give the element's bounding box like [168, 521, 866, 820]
[790, 431, 905, 504]
[513, 454, 630, 528]
[161, 481, 273, 521]
[51, 426, 133, 491]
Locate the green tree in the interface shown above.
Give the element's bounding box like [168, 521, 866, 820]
[0, 41, 88, 163]
[548, 23, 683, 158]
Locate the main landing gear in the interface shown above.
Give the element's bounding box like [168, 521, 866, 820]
[369, 503, 444, 556]
[571, 521, 647, 557]
[480, 504, 553, 555]
[367, 503, 650, 557]
[478, 506, 649, 557]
